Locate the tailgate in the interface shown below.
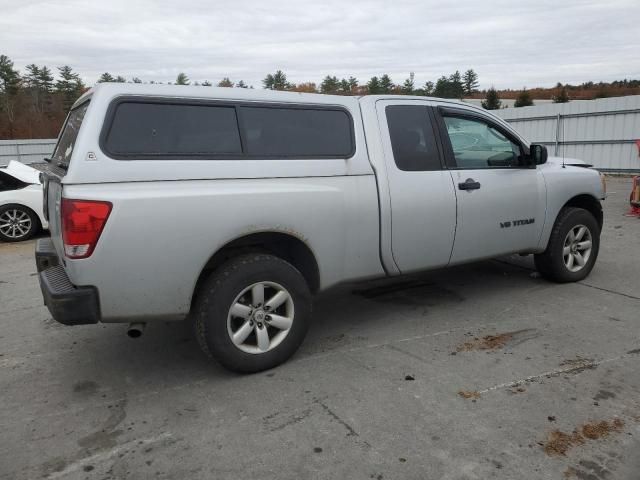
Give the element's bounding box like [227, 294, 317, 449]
[41, 168, 65, 261]
[41, 99, 91, 261]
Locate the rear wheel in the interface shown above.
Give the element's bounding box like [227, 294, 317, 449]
[193, 253, 311, 373]
[534, 207, 600, 282]
[0, 204, 39, 242]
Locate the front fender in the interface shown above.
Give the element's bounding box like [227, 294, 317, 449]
[538, 164, 603, 250]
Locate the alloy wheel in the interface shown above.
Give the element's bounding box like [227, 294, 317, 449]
[226, 281, 295, 354]
[562, 224, 593, 273]
[0, 208, 32, 240]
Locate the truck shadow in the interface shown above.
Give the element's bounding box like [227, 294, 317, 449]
[301, 255, 539, 356]
[51, 255, 540, 382]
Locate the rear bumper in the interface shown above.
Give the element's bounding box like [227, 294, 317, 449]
[35, 238, 101, 326]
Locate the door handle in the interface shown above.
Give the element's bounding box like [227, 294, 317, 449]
[458, 178, 481, 191]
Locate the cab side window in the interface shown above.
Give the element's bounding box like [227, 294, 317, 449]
[443, 116, 523, 169]
[386, 105, 441, 171]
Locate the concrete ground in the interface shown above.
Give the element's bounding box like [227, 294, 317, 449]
[1, 177, 639, 480]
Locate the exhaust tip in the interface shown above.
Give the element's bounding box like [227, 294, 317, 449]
[126, 323, 145, 338]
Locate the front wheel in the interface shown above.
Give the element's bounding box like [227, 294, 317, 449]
[0, 204, 39, 242]
[534, 207, 600, 282]
[193, 253, 311, 373]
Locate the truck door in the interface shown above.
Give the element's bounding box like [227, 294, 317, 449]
[376, 100, 457, 273]
[434, 107, 544, 264]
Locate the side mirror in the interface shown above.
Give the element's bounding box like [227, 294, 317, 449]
[530, 144, 548, 165]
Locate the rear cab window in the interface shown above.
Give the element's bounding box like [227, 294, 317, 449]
[100, 98, 355, 160]
[105, 102, 242, 157]
[240, 106, 352, 157]
[51, 101, 90, 169]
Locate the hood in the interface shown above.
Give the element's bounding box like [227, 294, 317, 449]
[546, 156, 591, 168]
[3, 160, 41, 184]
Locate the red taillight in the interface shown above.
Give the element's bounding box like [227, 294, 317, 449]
[61, 199, 112, 259]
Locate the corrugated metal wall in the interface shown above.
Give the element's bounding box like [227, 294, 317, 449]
[495, 95, 640, 173]
[0, 139, 56, 167]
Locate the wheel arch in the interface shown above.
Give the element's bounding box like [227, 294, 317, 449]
[190, 231, 321, 311]
[562, 194, 603, 230]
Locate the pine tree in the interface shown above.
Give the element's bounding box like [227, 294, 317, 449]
[98, 72, 115, 83]
[132, 77, 142, 84]
[348, 76, 358, 92]
[462, 69, 479, 95]
[367, 76, 381, 94]
[320, 75, 340, 94]
[0, 55, 20, 96]
[115, 76, 127, 83]
[55, 66, 79, 90]
[448, 71, 465, 98]
[263, 74, 274, 90]
[236, 80, 248, 88]
[433, 73, 466, 97]
[175, 73, 190, 85]
[337, 77, 358, 94]
[25, 64, 41, 90]
[514, 88, 534, 107]
[56, 66, 85, 111]
[422, 81, 434, 96]
[401, 72, 415, 95]
[201, 80, 212, 86]
[263, 70, 290, 90]
[380, 74, 394, 93]
[481, 87, 502, 110]
[0, 55, 21, 138]
[38, 67, 54, 93]
[217, 77, 234, 87]
[24, 65, 43, 113]
[22, 65, 53, 114]
[433, 76, 450, 97]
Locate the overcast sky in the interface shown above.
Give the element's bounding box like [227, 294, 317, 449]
[1, 0, 639, 89]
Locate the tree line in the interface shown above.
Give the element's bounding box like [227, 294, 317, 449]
[260, 69, 480, 97]
[2, 51, 640, 139]
[0, 55, 481, 139]
[93, 68, 481, 97]
[0, 55, 86, 139]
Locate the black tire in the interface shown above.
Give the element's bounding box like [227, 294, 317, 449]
[193, 253, 312, 373]
[0, 204, 40, 242]
[534, 207, 600, 283]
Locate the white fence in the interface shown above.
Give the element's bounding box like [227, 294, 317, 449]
[495, 95, 640, 173]
[0, 139, 56, 167]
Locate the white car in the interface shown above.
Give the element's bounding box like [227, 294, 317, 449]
[0, 161, 48, 242]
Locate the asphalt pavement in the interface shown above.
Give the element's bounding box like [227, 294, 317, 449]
[1, 176, 639, 480]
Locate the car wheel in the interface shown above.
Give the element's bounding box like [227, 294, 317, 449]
[534, 207, 600, 282]
[193, 253, 312, 373]
[0, 204, 39, 242]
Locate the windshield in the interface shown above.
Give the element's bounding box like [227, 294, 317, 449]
[51, 101, 89, 169]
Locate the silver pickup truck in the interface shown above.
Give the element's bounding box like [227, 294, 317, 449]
[36, 84, 606, 372]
